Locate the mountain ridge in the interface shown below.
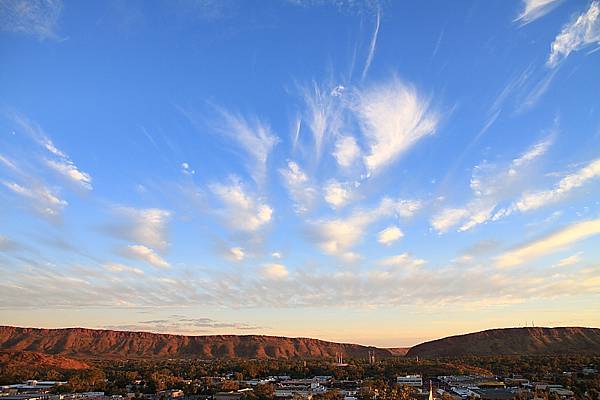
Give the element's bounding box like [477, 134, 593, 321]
[2, 326, 600, 360]
[406, 326, 600, 357]
[0, 326, 406, 359]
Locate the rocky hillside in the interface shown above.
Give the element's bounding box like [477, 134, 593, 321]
[0, 350, 90, 370]
[0, 326, 396, 360]
[406, 327, 600, 357]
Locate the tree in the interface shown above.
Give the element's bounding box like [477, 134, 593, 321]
[254, 384, 275, 400]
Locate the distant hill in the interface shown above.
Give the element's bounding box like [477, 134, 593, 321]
[0, 350, 89, 370]
[406, 327, 600, 357]
[0, 326, 398, 360]
[3, 326, 598, 361]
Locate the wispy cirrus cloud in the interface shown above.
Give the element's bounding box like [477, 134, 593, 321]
[496, 218, 600, 268]
[432, 136, 553, 233]
[11, 114, 93, 190]
[296, 81, 346, 160]
[0, 0, 63, 40]
[361, 9, 380, 80]
[355, 77, 439, 175]
[501, 158, 600, 216]
[104, 262, 144, 275]
[515, 0, 563, 25]
[121, 245, 170, 269]
[279, 161, 317, 214]
[1, 179, 67, 219]
[213, 108, 279, 185]
[0, 114, 92, 220]
[45, 158, 92, 190]
[547, 1, 600, 67]
[554, 252, 583, 267]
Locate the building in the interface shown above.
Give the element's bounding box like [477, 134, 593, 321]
[472, 389, 518, 400]
[274, 379, 327, 399]
[396, 375, 423, 387]
[213, 392, 243, 400]
[0, 395, 49, 400]
[548, 387, 574, 399]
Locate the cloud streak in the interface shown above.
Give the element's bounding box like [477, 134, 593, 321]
[361, 9, 380, 80]
[432, 137, 553, 233]
[122, 245, 170, 269]
[515, 0, 563, 25]
[547, 1, 600, 67]
[496, 218, 600, 268]
[214, 108, 279, 185]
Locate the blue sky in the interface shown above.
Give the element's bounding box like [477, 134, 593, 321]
[1, 0, 600, 347]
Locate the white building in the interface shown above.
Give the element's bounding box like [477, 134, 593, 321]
[397, 375, 423, 387]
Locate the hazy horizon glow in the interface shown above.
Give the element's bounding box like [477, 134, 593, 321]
[1, 0, 600, 347]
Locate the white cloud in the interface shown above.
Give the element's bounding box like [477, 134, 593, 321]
[378, 253, 425, 268]
[122, 245, 170, 269]
[279, 161, 317, 213]
[361, 9, 380, 79]
[105, 262, 144, 275]
[377, 225, 404, 245]
[0, 154, 20, 172]
[1, 180, 67, 218]
[555, 252, 583, 267]
[431, 208, 469, 234]
[210, 179, 273, 232]
[496, 218, 600, 268]
[298, 81, 345, 159]
[260, 263, 289, 279]
[513, 158, 600, 213]
[10, 113, 93, 190]
[515, 0, 563, 25]
[547, 1, 600, 67]
[45, 158, 92, 190]
[271, 252, 282, 259]
[311, 197, 420, 260]
[4, 242, 600, 310]
[355, 78, 439, 175]
[432, 137, 553, 233]
[181, 162, 195, 175]
[510, 137, 553, 171]
[332, 135, 361, 169]
[111, 207, 172, 250]
[323, 179, 353, 209]
[0, 0, 63, 40]
[228, 247, 245, 261]
[517, 68, 558, 112]
[215, 109, 279, 184]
